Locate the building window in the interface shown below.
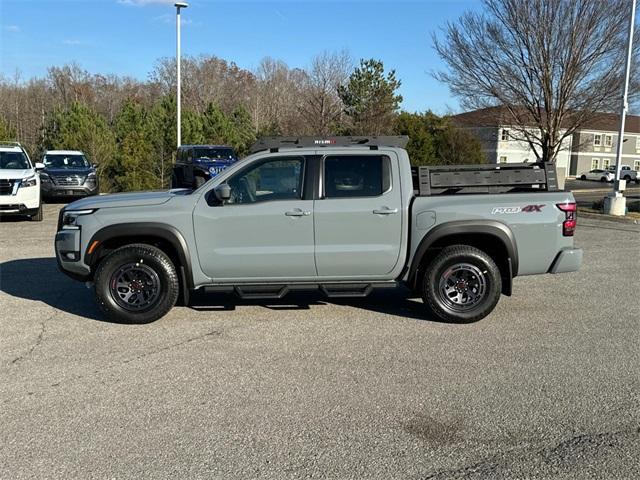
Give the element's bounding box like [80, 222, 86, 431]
[500, 129, 509, 141]
[591, 158, 599, 169]
[499, 156, 507, 164]
[636, 137, 640, 151]
[594, 134, 602, 147]
[602, 158, 611, 170]
[604, 135, 613, 148]
[634, 160, 640, 171]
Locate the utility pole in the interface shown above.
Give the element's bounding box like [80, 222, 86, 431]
[605, 0, 635, 216]
[175, 2, 188, 148]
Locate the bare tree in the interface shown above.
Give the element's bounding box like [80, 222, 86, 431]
[434, 0, 639, 162]
[300, 50, 352, 135]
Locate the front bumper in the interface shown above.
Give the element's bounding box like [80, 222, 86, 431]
[42, 183, 98, 198]
[55, 224, 92, 280]
[548, 247, 583, 274]
[0, 184, 40, 212]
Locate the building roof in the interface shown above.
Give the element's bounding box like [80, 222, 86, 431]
[452, 106, 640, 134]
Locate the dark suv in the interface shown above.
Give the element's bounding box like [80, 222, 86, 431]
[40, 150, 99, 200]
[171, 145, 238, 189]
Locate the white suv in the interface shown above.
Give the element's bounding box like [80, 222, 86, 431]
[0, 142, 44, 221]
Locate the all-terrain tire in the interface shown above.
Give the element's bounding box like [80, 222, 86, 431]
[94, 244, 179, 324]
[30, 204, 43, 222]
[421, 245, 502, 323]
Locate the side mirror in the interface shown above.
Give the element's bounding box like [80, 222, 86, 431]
[34, 162, 45, 171]
[213, 183, 231, 203]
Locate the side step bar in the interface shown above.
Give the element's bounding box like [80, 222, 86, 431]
[202, 282, 397, 300]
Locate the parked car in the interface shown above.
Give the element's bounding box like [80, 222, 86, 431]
[607, 165, 639, 184]
[0, 142, 43, 221]
[171, 145, 238, 189]
[55, 136, 582, 325]
[578, 169, 614, 182]
[40, 150, 99, 200]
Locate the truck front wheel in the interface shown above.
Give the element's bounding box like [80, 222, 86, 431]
[94, 244, 179, 324]
[421, 245, 502, 323]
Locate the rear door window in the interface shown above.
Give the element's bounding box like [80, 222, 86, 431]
[323, 155, 390, 198]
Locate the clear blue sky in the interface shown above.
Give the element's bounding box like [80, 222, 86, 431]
[0, 0, 481, 113]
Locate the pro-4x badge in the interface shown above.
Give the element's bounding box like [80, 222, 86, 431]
[492, 204, 545, 214]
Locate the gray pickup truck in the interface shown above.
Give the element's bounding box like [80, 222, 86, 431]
[55, 136, 582, 324]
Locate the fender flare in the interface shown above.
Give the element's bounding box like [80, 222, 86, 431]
[85, 223, 194, 289]
[407, 220, 518, 291]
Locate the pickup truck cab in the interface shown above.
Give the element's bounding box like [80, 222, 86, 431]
[607, 165, 639, 184]
[171, 144, 238, 189]
[55, 136, 582, 324]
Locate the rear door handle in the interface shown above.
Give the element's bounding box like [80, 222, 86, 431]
[285, 209, 311, 217]
[373, 207, 398, 215]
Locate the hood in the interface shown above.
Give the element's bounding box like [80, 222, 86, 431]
[67, 190, 178, 210]
[0, 169, 34, 180]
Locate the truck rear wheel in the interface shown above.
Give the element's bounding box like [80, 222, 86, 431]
[94, 244, 179, 324]
[421, 245, 502, 323]
[194, 176, 206, 188]
[170, 172, 180, 188]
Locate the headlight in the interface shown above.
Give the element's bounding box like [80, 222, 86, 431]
[39, 172, 51, 182]
[86, 172, 96, 183]
[21, 175, 38, 188]
[62, 209, 97, 228]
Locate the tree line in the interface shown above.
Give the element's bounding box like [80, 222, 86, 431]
[0, 53, 484, 192]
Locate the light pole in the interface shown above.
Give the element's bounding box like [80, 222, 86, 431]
[175, 2, 188, 148]
[605, 0, 635, 216]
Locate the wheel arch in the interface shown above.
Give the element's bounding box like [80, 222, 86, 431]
[408, 221, 517, 296]
[85, 223, 194, 292]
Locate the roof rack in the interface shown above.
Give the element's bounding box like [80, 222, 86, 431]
[412, 161, 559, 195]
[249, 136, 409, 154]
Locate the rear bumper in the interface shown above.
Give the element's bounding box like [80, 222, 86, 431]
[548, 247, 583, 274]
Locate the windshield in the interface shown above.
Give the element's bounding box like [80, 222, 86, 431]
[194, 148, 235, 161]
[43, 154, 90, 169]
[0, 151, 31, 170]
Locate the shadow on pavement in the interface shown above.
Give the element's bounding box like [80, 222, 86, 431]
[190, 287, 447, 323]
[0, 257, 104, 321]
[1, 258, 448, 324]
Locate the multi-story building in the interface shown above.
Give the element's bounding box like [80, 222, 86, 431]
[453, 107, 640, 178]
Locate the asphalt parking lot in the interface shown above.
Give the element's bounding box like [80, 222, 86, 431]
[1, 203, 639, 479]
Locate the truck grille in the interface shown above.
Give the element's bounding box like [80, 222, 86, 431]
[53, 175, 85, 186]
[0, 179, 15, 195]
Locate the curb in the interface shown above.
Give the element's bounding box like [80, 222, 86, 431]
[577, 209, 640, 225]
[570, 188, 640, 194]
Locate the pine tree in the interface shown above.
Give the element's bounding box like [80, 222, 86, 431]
[338, 59, 402, 136]
[41, 102, 116, 191]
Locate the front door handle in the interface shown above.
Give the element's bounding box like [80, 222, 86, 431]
[285, 209, 311, 217]
[373, 207, 398, 215]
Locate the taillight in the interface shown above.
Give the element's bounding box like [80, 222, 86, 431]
[557, 202, 577, 236]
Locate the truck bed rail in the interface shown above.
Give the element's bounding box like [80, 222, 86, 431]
[412, 162, 559, 195]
